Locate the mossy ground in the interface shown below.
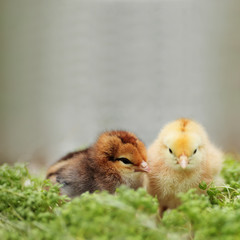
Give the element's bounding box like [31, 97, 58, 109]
[0, 155, 240, 240]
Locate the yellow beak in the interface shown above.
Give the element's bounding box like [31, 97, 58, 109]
[178, 155, 188, 169]
[135, 161, 150, 173]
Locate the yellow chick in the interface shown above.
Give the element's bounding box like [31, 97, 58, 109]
[146, 118, 224, 216]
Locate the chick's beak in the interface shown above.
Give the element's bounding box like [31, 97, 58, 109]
[135, 161, 150, 173]
[178, 155, 189, 169]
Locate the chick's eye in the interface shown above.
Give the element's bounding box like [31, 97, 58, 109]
[193, 149, 197, 154]
[169, 148, 173, 154]
[116, 158, 132, 164]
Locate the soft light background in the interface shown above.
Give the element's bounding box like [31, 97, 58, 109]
[1, 0, 240, 170]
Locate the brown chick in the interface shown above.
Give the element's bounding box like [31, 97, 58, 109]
[146, 118, 224, 216]
[46, 130, 149, 197]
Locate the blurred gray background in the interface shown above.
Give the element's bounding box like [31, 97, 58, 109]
[1, 0, 240, 170]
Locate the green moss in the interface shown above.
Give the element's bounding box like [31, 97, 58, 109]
[0, 156, 240, 240]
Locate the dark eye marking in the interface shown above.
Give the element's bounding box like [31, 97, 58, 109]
[169, 148, 173, 154]
[116, 158, 132, 164]
[193, 149, 197, 154]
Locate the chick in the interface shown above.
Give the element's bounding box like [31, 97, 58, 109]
[146, 118, 223, 216]
[46, 130, 149, 197]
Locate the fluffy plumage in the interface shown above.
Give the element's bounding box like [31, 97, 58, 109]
[146, 118, 223, 216]
[47, 130, 149, 197]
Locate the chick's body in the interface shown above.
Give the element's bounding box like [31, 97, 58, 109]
[146, 119, 223, 214]
[47, 131, 149, 197]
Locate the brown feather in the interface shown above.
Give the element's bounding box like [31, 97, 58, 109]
[46, 130, 148, 197]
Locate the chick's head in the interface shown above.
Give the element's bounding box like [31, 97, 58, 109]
[159, 119, 208, 170]
[95, 130, 149, 174]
